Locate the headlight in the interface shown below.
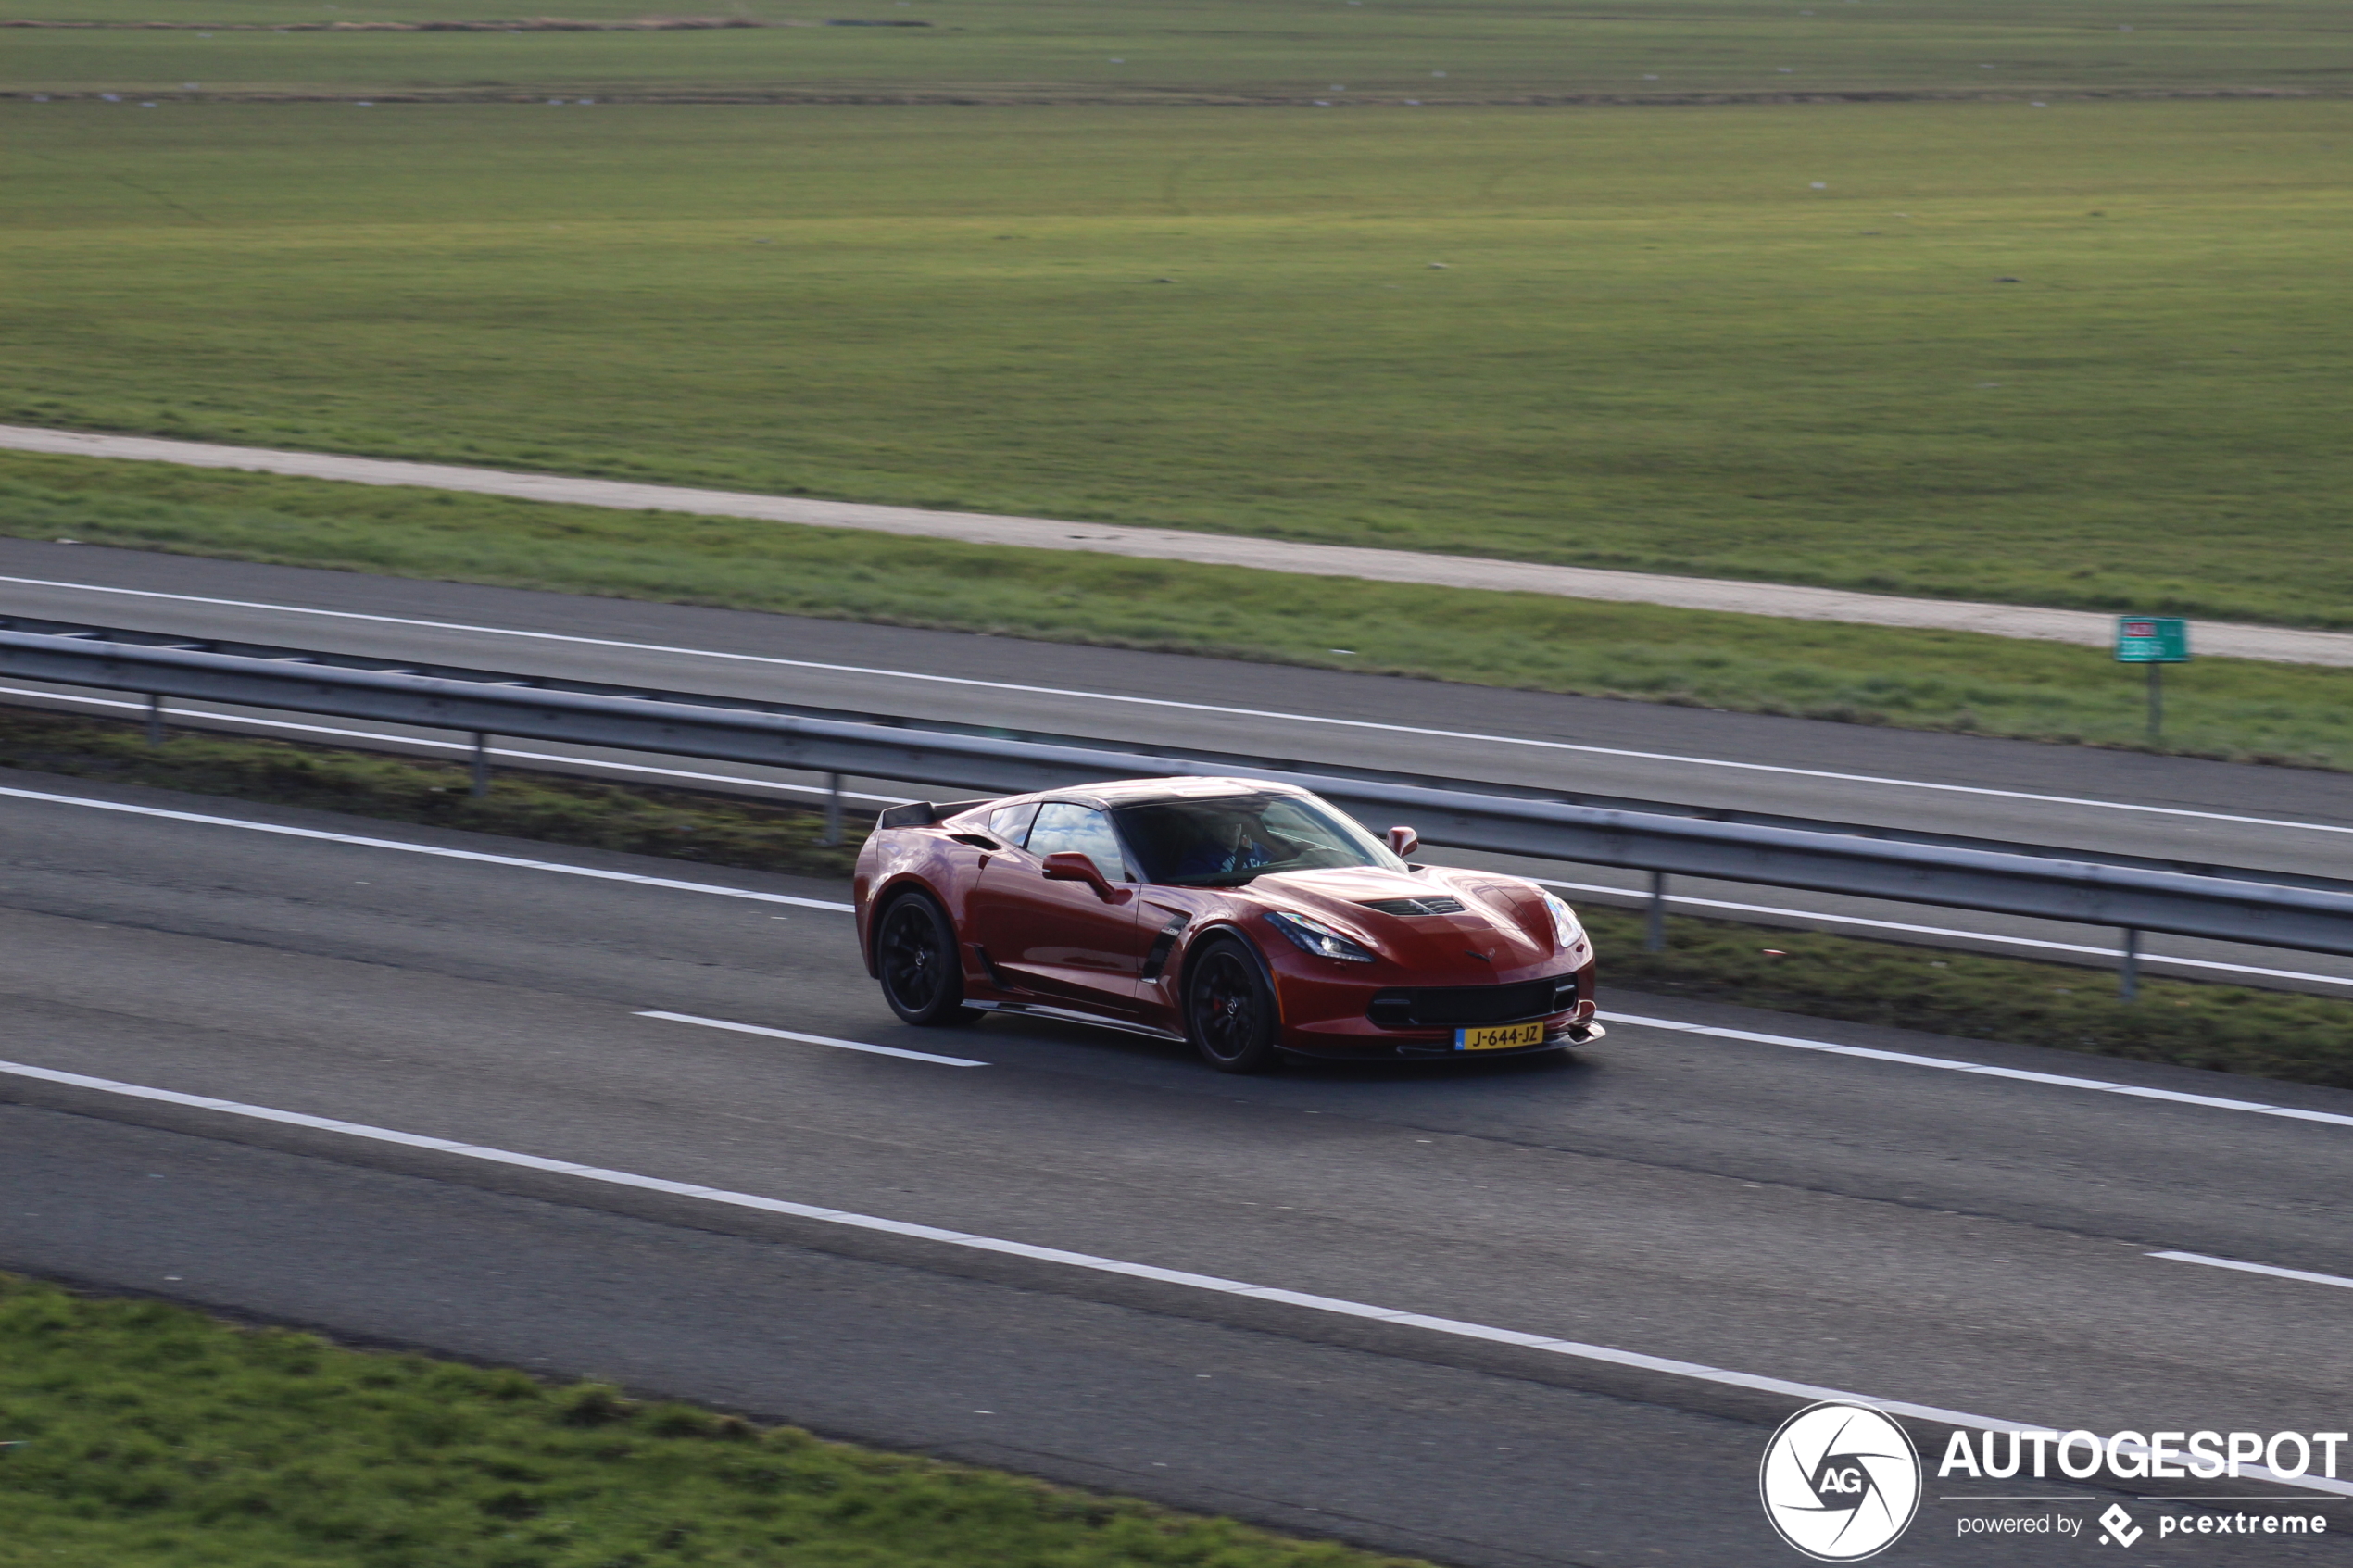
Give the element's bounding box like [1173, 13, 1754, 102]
[1264, 910, 1377, 964]
[1542, 891, 1586, 952]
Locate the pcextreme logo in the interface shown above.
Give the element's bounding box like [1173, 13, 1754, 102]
[1760, 1402, 1924, 1561]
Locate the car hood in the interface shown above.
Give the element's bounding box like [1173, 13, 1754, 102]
[1245, 866, 1565, 974]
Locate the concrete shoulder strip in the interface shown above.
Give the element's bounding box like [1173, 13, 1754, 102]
[6, 425, 2348, 666]
[5, 1054, 2345, 1498]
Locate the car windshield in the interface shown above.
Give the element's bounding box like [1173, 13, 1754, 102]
[1113, 794, 1404, 887]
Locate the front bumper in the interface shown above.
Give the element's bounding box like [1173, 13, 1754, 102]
[1285, 1009, 1604, 1060]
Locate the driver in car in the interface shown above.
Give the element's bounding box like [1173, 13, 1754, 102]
[1169, 815, 1280, 880]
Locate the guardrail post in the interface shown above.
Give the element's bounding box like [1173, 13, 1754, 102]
[2119, 928, 2141, 1002]
[822, 771, 844, 846]
[145, 693, 165, 746]
[470, 733, 491, 798]
[1644, 870, 1667, 952]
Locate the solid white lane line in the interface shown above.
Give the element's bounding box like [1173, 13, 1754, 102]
[635, 1010, 985, 1067]
[1537, 877, 2353, 991]
[1605, 1013, 2353, 1131]
[6, 692, 2335, 994]
[7, 573, 2346, 837]
[9, 684, 2342, 997]
[2149, 1251, 2353, 1291]
[0, 684, 914, 806]
[0, 784, 854, 911]
[4, 1055, 2342, 1499]
[12, 784, 2343, 1128]
[8, 692, 2341, 997]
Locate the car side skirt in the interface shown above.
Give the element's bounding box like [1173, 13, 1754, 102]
[964, 999, 1189, 1045]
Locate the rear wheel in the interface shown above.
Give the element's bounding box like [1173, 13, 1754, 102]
[1185, 938, 1282, 1073]
[875, 892, 977, 1026]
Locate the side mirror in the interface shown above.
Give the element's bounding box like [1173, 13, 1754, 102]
[1041, 851, 1128, 903]
[1387, 826, 1419, 858]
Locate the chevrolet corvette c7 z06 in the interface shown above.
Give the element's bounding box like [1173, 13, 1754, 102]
[852, 775, 1602, 1073]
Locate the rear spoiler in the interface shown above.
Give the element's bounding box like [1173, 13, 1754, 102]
[875, 798, 997, 831]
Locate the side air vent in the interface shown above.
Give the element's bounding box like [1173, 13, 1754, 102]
[1357, 896, 1467, 917]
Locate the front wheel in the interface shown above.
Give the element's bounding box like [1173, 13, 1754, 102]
[875, 892, 978, 1026]
[1184, 938, 1282, 1074]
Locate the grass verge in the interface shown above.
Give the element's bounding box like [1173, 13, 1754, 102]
[6, 704, 2349, 1087]
[0, 1273, 1421, 1568]
[6, 451, 2349, 768]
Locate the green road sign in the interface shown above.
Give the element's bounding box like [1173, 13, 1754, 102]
[2115, 616, 2190, 663]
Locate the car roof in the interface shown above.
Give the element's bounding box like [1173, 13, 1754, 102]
[991, 775, 1313, 811]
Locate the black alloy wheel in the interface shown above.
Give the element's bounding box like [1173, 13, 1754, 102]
[1185, 938, 1281, 1073]
[875, 893, 977, 1026]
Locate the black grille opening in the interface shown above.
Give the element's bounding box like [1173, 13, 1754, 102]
[1366, 973, 1577, 1028]
[1356, 896, 1467, 917]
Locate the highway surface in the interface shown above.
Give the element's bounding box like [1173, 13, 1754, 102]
[5, 539, 2352, 997]
[5, 771, 2350, 1565]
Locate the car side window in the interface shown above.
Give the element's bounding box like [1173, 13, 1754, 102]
[1025, 802, 1130, 882]
[987, 802, 1040, 847]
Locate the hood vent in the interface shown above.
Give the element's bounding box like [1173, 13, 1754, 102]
[1357, 896, 1467, 917]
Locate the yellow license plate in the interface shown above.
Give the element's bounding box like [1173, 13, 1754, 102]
[1455, 1022, 1546, 1051]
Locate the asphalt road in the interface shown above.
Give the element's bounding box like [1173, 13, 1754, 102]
[5, 539, 2351, 997]
[5, 773, 2350, 1565]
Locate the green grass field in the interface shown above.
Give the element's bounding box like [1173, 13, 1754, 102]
[6, 94, 2350, 629]
[9, 450, 2350, 765]
[0, 1273, 1423, 1568]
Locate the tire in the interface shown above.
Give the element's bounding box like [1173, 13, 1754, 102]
[1184, 937, 1283, 1074]
[875, 891, 978, 1027]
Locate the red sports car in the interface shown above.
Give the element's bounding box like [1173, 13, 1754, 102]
[853, 775, 1603, 1073]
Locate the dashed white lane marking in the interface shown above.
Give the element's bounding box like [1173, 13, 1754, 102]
[0, 784, 854, 911]
[635, 1010, 986, 1067]
[1605, 1013, 2353, 1131]
[4, 1054, 2344, 1497]
[6, 573, 2347, 837]
[2149, 1251, 2353, 1292]
[0, 684, 914, 807]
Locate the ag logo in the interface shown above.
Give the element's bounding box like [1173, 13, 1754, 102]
[1759, 1401, 1922, 1561]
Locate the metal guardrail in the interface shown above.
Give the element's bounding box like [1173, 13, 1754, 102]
[4, 615, 2335, 887]
[5, 625, 2351, 991]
